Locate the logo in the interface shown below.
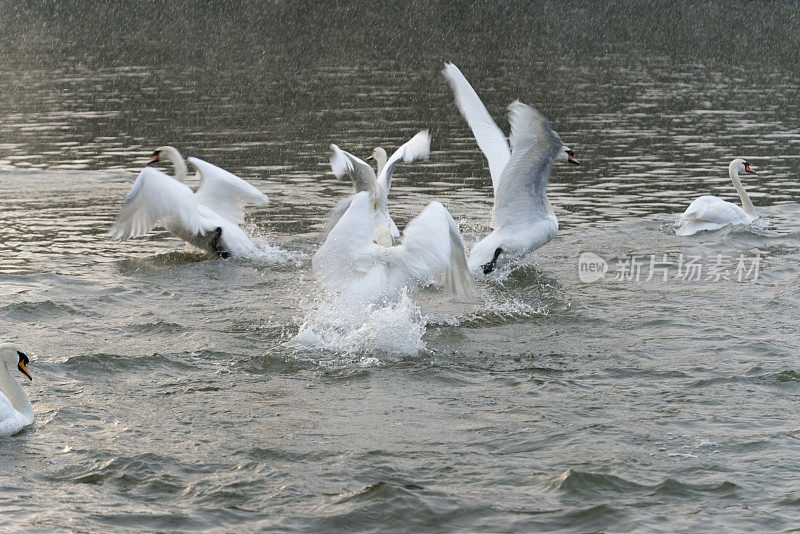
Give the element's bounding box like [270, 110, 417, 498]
[578, 252, 608, 283]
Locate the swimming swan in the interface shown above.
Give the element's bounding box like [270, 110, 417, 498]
[0, 343, 33, 437]
[108, 146, 270, 257]
[325, 131, 431, 242]
[442, 63, 579, 274]
[675, 159, 758, 236]
[313, 191, 474, 301]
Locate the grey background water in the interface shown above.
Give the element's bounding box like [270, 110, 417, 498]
[1, 1, 799, 531]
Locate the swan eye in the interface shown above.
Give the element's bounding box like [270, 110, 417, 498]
[16, 351, 28, 365]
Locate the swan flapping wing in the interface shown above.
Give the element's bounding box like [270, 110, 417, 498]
[313, 191, 381, 292]
[491, 101, 563, 228]
[189, 157, 269, 225]
[442, 62, 510, 191]
[397, 201, 475, 299]
[376, 130, 431, 203]
[108, 167, 202, 241]
[329, 144, 378, 197]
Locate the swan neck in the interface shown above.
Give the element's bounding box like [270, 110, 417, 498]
[729, 166, 755, 216]
[0, 363, 33, 421]
[375, 152, 387, 177]
[161, 146, 188, 181]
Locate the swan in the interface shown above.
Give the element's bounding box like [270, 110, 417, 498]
[442, 63, 579, 274]
[108, 146, 270, 257]
[313, 191, 475, 302]
[0, 343, 33, 437]
[675, 159, 759, 236]
[324, 131, 431, 243]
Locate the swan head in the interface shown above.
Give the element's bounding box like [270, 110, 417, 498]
[0, 343, 32, 381]
[557, 145, 580, 165]
[147, 146, 183, 166]
[730, 158, 756, 175]
[366, 147, 388, 173]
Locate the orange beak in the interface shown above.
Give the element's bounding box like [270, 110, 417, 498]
[568, 154, 581, 165]
[745, 164, 756, 174]
[366, 155, 374, 161]
[18, 361, 31, 380]
[147, 155, 160, 166]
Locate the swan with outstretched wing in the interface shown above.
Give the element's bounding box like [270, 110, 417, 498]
[313, 191, 474, 301]
[108, 146, 269, 257]
[325, 131, 431, 243]
[442, 63, 579, 274]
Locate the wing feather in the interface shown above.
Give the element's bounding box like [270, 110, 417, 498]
[442, 62, 510, 191]
[398, 202, 475, 299]
[313, 192, 379, 292]
[329, 144, 378, 197]
[107, 167, 202, 240]
[376, 130, 431, 203]
[491, 101, 563, 228]
[190, 157, 269, 224]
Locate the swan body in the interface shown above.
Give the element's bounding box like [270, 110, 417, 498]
[108, 146, 269, 257]
[313, 191, 474, 302]
[0, 343, 33, 437]
[442, 63, 579, 274]
[325, 131, 431, 242]
[675, 159, 758, 236]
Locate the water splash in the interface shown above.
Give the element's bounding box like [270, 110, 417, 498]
[291, 289, 427, 358]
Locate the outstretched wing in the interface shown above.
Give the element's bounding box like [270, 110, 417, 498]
[442, 62, 510, 192]
[312, 191, 379, 292]
[376, 130, 431, 204]
[398, 201, 475, 299]
[190, 157, 269, 224]
[329, 144, 378, 197]
[107, 167, 202, 240]
[492, 101, 562, 228]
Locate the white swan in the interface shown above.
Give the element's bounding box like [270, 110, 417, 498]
[675, 159, 759, 236]
[0, 343, 33, 437]
[313, 191, 474, 301]
[325, 131, 431, 242]
[442, 63, 579, 274]
[108, 146, 270, 257]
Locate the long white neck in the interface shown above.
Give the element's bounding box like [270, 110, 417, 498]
[729, 164, 755, 216]
[0, 363, 33, 423]
[375, 151, 388, 177]
[160, 146, 188, 181]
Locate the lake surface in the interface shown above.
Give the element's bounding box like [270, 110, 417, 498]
[1, 1, 799, 531]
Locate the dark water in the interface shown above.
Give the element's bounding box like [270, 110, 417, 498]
[1, 1, 799, 531]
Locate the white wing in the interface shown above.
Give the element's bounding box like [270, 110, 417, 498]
[190, 157, 269, 225]
[313, 191, 380, 292]
[376, 130, 431, 204]
[396, 202, 475, 299]
[323, 196, 354, 237]
[107, 166, 202, 240]
[491, 101, 563, 228]
[442, 63, 510, 191]
[330, 144, 378, 197]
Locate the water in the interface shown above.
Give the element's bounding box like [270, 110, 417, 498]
[1, 1, 800, 531]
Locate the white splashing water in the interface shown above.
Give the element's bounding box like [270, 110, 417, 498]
[246, 235, 307, 266]
[291, 289, 427, 358]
